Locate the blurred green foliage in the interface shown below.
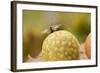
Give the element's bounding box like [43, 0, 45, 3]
[23, 10, 90, 42]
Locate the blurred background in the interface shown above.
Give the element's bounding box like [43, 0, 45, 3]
[23, 10, 91, 62]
